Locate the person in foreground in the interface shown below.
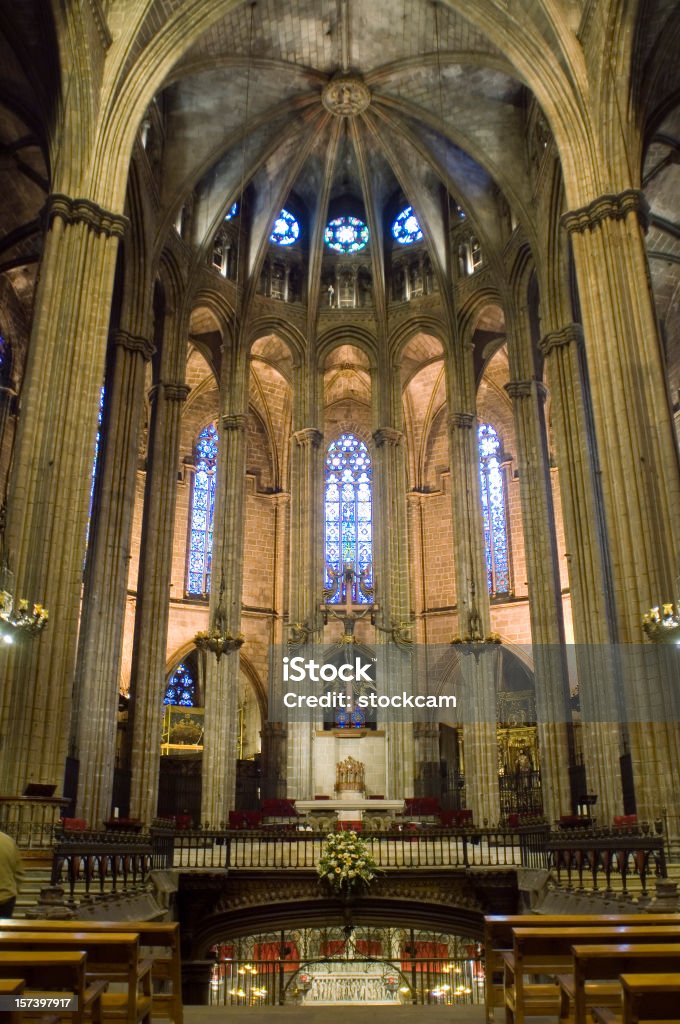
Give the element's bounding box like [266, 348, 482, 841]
[0, 829, 25, 917]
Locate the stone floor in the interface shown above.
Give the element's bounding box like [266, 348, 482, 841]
[185, 1009, 487, 1023]
[184, 1008, 558, 1023]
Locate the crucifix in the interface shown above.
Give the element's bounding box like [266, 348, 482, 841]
[321, 562, 376, 639]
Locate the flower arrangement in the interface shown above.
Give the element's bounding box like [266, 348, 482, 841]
[317, 830, 379, 895]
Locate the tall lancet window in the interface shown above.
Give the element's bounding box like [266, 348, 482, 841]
[187, 423, 218, 596]
[324, 433, 372, 603]
[478, 423, 510, 596]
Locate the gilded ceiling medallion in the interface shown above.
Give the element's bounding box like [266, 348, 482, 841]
[322, 76, 371, 116]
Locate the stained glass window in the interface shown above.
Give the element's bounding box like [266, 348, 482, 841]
[187, 423, 218, 596]
[478, 423, 510, 596]
[0, 334, 11, 383]
[225, 201, 238, 221]
[164, 662, 197, 707]
[270, 209, 300, 246]
[324, 433, 372, 604]
[324, 216, 369, 254]
[392, 205, 423, 245]
[84, 386, 105, 559]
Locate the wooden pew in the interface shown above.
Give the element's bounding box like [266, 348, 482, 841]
[0, 932, 152, 1024]
[483, 912, 680, 1023]
[591, 972, 680, 1024]
[0, 951, 105, 1024]
[0, 920, 182, 1024]
[504, 926, 680, 1024]
[566, 943, 680, 1024]
[0, 979, 24, 1024]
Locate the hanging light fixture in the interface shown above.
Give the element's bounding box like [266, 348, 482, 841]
[0, 390, 49, 644]
[194, 577, 244, 660]
[642, 603, 680, 643]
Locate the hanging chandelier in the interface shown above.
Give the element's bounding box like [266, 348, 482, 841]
[0, 562, 48, 643]
[194, 577, 244, 660]
[0, 506, 48, 644]
[642, 603, 680, 644]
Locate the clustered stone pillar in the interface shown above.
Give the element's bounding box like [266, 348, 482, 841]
[372, 423, 415, 800]
[505, 377, 573, 821]
[539, 323, 623, 822]
[564, 189, 680, 827]
[284, 427, 323, 801]
[0, 195, 126, 795]
[200, 412, 249, 826]
[448, 408, 500, 825]
[128, 379, 189, 825]
[73, 329, 155, 826]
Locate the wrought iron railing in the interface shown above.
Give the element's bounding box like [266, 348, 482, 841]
[499, 771, 543, 816]
[209, 955, 484, 1007]
[0, 796, 67, 848]
[546, 825, 667, 895]
[149, 825, 549, 871]
[51, 829, 153, 901]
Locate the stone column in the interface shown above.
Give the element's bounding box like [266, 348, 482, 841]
[0, 195, 126, 795]
[505, 378, 573, 821]
[563, 192, 680, 626]
[373, 425, 415, 800]
[539, 324, 623, 822]
[200, 412, 248, 826]
[284, 427, 323, 801]
[448, 409, 500, 826]
[260, 492, 289, 800]
[127, 379, 189, 825]
[71, 330, 155, 826]
[563, 189, 680, 822]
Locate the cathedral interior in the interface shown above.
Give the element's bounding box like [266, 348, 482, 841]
[0, 3, 679, 993]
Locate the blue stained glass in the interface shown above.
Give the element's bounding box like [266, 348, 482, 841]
[324, 433, 373, 603]
[225, 201, 239, 221]
[187, 423, 218, 595]
[84, 385, 105, 559]
[324, 216, 369, 254]
[392, 205, 423, 245]
[164, 662, 197, 707]
[270, 209, 300, 246]
[478, 423, 510, 596]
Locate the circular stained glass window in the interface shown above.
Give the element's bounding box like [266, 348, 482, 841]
[225, 201, 239, 221]
[324, 216, 369, 253]
[270, 209, 300, 246]
[392, 206, 423, 245]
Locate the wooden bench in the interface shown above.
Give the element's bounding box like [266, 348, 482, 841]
[0, 931, 152, 1024]
[591, 972, 680, 1024]
[0, 951, 106, 1024]
[483, 912, 680, 1022]
[0, 920, 181, 1024]
[503, 925, 680, 1024]
[0, 979, 24, 1024]
[566, 943, 680, 1024]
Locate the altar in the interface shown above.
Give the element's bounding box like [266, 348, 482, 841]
[296, 798, 404, 825]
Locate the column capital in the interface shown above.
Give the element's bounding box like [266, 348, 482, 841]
[505, 379, 547, 402]
[222, 413, 248, 432]
[149, 382, 190, 404]
[448, 411, 475, 430]
[539, 322, 584, 355]
[113, 329, 155, 361]
[45, 193, 128, 239]
[561, 189, 649, 234]
[372, 427, 403, 447]
[293, 427, 323, 448]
